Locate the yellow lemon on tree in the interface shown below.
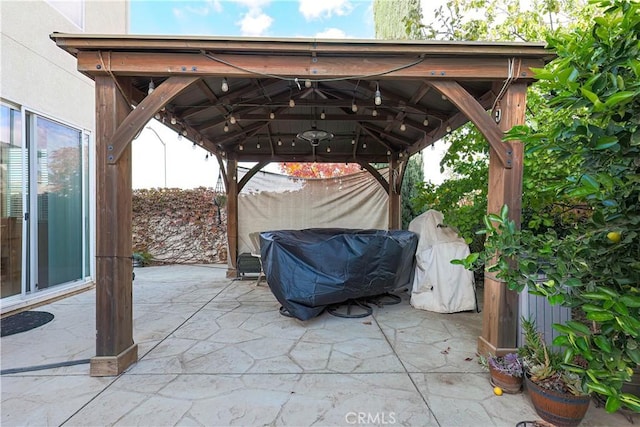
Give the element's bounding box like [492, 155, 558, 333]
[493, 386, 503, 396]
[607, 231, 622, 243]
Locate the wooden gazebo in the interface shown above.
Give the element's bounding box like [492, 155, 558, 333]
[51, 34, 553, 376]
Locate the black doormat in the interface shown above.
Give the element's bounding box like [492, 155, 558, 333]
[1, 311, 54, 337]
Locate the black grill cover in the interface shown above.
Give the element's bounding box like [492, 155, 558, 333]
[260, 228, 418, 320]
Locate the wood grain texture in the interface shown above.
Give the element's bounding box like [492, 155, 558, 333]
[428, 80, 510, 168]
[76, 51, 543, 81]
[93, 76, 137, 374]
[226, 159, 239, 274]
[108, 76, 200, 164]
[388, 156, 401, 230]
[90, 344, 138, 377]
[479, 82, 527, 354]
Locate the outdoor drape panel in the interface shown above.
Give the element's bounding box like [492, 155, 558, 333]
[237, 168, 389, 255]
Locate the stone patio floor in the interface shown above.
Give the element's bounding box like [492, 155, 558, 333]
[0, 264, 632, 426]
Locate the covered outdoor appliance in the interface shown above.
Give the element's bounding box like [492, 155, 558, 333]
[260, 228, 418, 320]
[408, 210, 476, 313]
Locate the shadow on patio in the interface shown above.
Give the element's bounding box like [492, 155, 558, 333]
[0, 265, 629, 426]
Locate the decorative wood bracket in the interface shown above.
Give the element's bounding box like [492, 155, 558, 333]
[428, 81, 512, 168]
[238, 161, 270, 192]
[107, 75, 201, 164]
[358, 162, 389, 193]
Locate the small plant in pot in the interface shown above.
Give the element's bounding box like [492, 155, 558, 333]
[519, 318, 590, 427]
[486, 353, 524, 394]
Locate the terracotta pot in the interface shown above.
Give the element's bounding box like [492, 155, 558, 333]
[525, 375, 590, 427]
[489, 365, 523, 393]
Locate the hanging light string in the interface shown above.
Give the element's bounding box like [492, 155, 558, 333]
[491, 57, 522, 113]
[202, 51, 426, 84]
[98, 51, 133, 111]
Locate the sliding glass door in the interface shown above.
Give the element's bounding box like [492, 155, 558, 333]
[1, 104, 91, 301]
[31, 114, 85, 289]
[1, 105, 24, 298]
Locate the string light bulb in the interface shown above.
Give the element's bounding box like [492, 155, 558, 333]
[326, 146, 331, 153]
[400, 122, 406, 132]
[351, 138, 356, 145]
[182, 128, 188, 136]
[351, 101, 358, 113]
[147, 79, 155, 95]
[239, 144, 244, 151]
[171, 117, 177, 125]
[269, 111, 275, 120]
[446, 125, 452, 132]
[374, 82, 382, 106]
[192, 142, 197, 150]
[256, 142, 261, 149]
[223, 122, 229, 132]
[372, 108, 378, 117]
[320, 110, 326, 120]
[154, 113, 161, 120]
[277, 138, 282, 146]
[423, 117, 429, 126]
[305, 79, 312, 88]
[229, 114, 236, 125]
[291, 139, 296, 147]
[221, 78, 229, 92]
[362, 142, 367, 149]
[289, 98, 295, 108]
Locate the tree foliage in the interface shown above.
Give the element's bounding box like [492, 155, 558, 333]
[401, 152, 424, 229]
[411, 0, 595, 246]
[459, 0, 640, 412]
[373, 0, 421, 40]
[416, 0, 595, 42]
[277, 162, 361, 178]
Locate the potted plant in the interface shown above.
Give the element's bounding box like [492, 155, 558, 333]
[132, 250, 153, 267]
[485, 352, 524, 394]
[456, 204, 640, 416]
[518, 318, 590, 426]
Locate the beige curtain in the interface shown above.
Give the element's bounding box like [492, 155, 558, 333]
[237, 167, 389, 254]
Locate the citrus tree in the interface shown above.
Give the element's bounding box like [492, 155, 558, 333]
[409, 0, 595, 245]
[460, 0, 640, 412]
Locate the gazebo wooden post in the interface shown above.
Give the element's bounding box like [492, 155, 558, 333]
[226, 157, 239, 278]
[388, 156, 401, 230]
[91, 76, 138, 376]
[478, 81, 528, 356]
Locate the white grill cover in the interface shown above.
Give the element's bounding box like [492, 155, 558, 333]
[408, 210, 476, 313]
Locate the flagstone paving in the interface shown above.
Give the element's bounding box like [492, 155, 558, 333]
[1, 264, 631, 426]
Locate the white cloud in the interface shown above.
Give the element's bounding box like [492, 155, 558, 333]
[299, 0, 353, 21]
[234, 0, 272, 8]
[173, 1, 223, 20]
[185, 5, 212, 16]
[205, 0, 224, 14]
[172, 7, 185, 20]
[315, 28, 347, 39]
[238, 9, 274, 36]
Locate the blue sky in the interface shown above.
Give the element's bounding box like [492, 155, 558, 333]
[129, 0, 376, 39]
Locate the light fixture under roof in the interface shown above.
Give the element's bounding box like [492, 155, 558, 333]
[297, 127, 334, 147]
